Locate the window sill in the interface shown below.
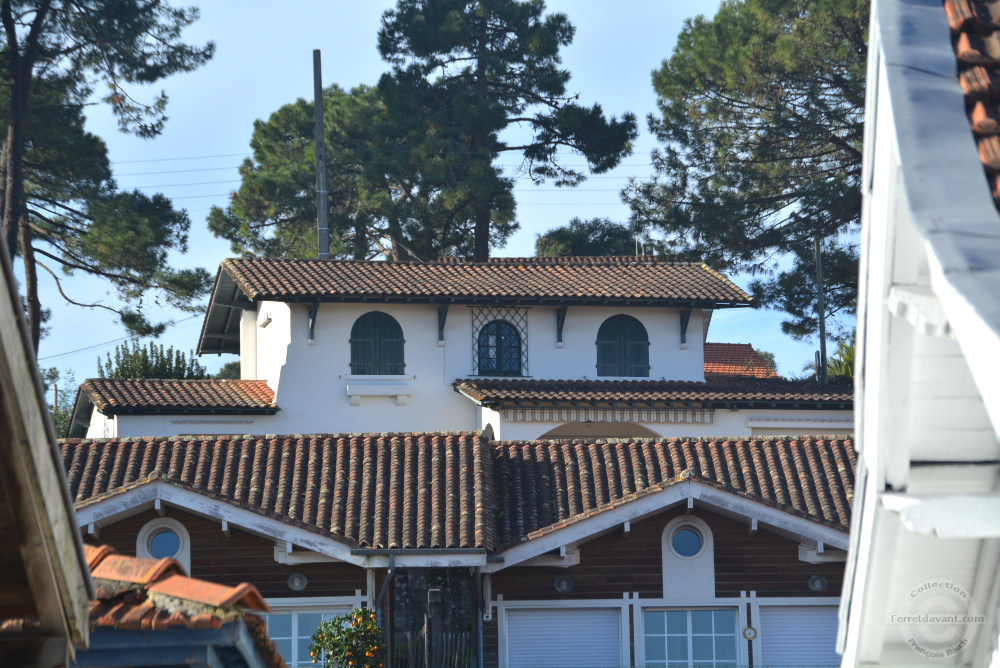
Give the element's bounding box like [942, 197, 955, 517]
[345, 376, 413, 406]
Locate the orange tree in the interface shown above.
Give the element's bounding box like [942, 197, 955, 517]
[310, 608, 385, 668]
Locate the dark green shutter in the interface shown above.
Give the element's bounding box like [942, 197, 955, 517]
[597, 315, 649, 377]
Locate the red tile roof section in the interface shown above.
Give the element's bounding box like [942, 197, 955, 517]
[703, 343, 779, 377]
[82, 545, 284, 667]
[455, 374, 853, 406]
[80, 378, 276, 414]
[62, 432, 854, 554]
[63, 433, 498, 551]
[951, 0, 1000, 206]
[493, 436, 855, 548]
[218, 256, 753, 305]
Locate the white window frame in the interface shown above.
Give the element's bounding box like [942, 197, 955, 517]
[632, 593, 751, 668]
[639, 607, 740, 668]
[136, 516, 190, 574]
[749, 594, 842, 667]
[261, 594, 365, 668]
[494, 594, 630, 668]
[662, 515, 715, 600]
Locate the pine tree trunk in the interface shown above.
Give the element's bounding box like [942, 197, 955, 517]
[19, 216, 40, 352]
[472, 10, 490, 263]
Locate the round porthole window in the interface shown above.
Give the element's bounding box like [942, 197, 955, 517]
[671, 526, 704, 558]
[137, 517, 191, 573]
[148, 528, 181, 560]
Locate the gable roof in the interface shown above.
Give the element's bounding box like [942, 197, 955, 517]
[454, 375, 853, 410]
[493, 435, 855, 549]
[81, 544, 283, 668]
[62, 432, 854, 557]
[63, 433, 497, 552]
[68, 379, 277, 437]
[199, 256, 753, 354]
[703, 342, 778, 377]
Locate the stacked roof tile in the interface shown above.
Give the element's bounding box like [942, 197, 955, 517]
[79, 379, 276, 414]
[62, 432, 855, 551]
[454, 375, 853, 408]
[950, 0, 1000, 206]
[703, 343, 779, 377]
[215, 256, 752, 305]
[82, 544, 283, 668]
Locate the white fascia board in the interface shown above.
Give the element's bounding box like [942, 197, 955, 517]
[75, 481, 367, 567]
[927, 256, 1000, 439]
[882, 492, 1000, 538]
[483, 481, 848, 573]
[76, 481, 489, 569]
[880, 0, 1000, 429]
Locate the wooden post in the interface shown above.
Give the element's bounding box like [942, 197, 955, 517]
[424, 587, 441, 667]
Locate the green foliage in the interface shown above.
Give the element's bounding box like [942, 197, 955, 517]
[826, 337, 855, 385]
[378, 0, 638, 261]
[209, 85, 493, 261]
[213, 361, 241, 380]
[535, 217, 636, 257]
[98, 339, 208, 380]
[39, 367, 76, 437]
[310, 609, 384, 668]
[623, 0, 866, 338]
[0, 1, 215, 351]
[754, 349, 778, 376]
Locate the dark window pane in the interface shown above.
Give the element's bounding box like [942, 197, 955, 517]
[478, 321, 521, 376]
[351, 312, 404, 375]
[672, 528, 704, 557]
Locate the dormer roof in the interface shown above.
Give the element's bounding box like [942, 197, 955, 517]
[198, 256, 753, 354]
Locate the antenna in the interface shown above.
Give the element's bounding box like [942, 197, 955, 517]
[313, 50, 330, 260]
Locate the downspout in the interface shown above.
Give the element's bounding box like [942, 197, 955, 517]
[475, 567, 484, 668]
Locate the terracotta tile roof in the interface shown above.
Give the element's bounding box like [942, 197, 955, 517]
[454, 374, 853, 408]
[703, 343, 778, 377]
[950, 0, 1000, 207]
[62, 433, 498, 551]
[78, 378, 277, 415]
[62, 432, 855, 554]
[216, 256, 752, 305]
[82, 544, 283, 668]
[493, 436, 856, 547]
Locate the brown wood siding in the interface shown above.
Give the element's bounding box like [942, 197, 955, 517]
[490, 508, 844, 600]
[85, 508, 368, 599]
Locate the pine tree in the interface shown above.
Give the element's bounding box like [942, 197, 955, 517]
[0, 1, 215, 351]
[624, 0, 866, 338]
[377, 0, 637, 261]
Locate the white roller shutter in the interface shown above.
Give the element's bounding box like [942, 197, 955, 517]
[506, 607, 622, 668]
[759, 606, 840, 667]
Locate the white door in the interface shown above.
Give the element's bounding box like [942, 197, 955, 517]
[759, 605, 840, 667]
[506, 607, 622, 668]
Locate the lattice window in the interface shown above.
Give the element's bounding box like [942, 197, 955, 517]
[472, 307, 528, 376]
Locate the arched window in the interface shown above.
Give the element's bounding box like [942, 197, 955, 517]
[350, 312, 405, 375]
[596, 314, 649, 376]
[477, 320, 521, 376]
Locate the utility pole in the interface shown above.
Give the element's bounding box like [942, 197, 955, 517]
[313, 50, 330, 260]
[814, 234, 828, 384]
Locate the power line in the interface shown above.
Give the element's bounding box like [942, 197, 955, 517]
[38, 314, 203, 361]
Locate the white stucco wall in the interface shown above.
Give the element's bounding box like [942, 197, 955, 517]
[205, 302, 709, 435]
[111, 415, 266, 437]
[488, 407, 854, 441]
[84, 408, 117, 438]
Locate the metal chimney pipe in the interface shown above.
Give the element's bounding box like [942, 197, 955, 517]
[313, 49, 330, 260]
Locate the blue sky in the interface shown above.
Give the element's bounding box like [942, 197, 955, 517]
[33, 0, 847, 381]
